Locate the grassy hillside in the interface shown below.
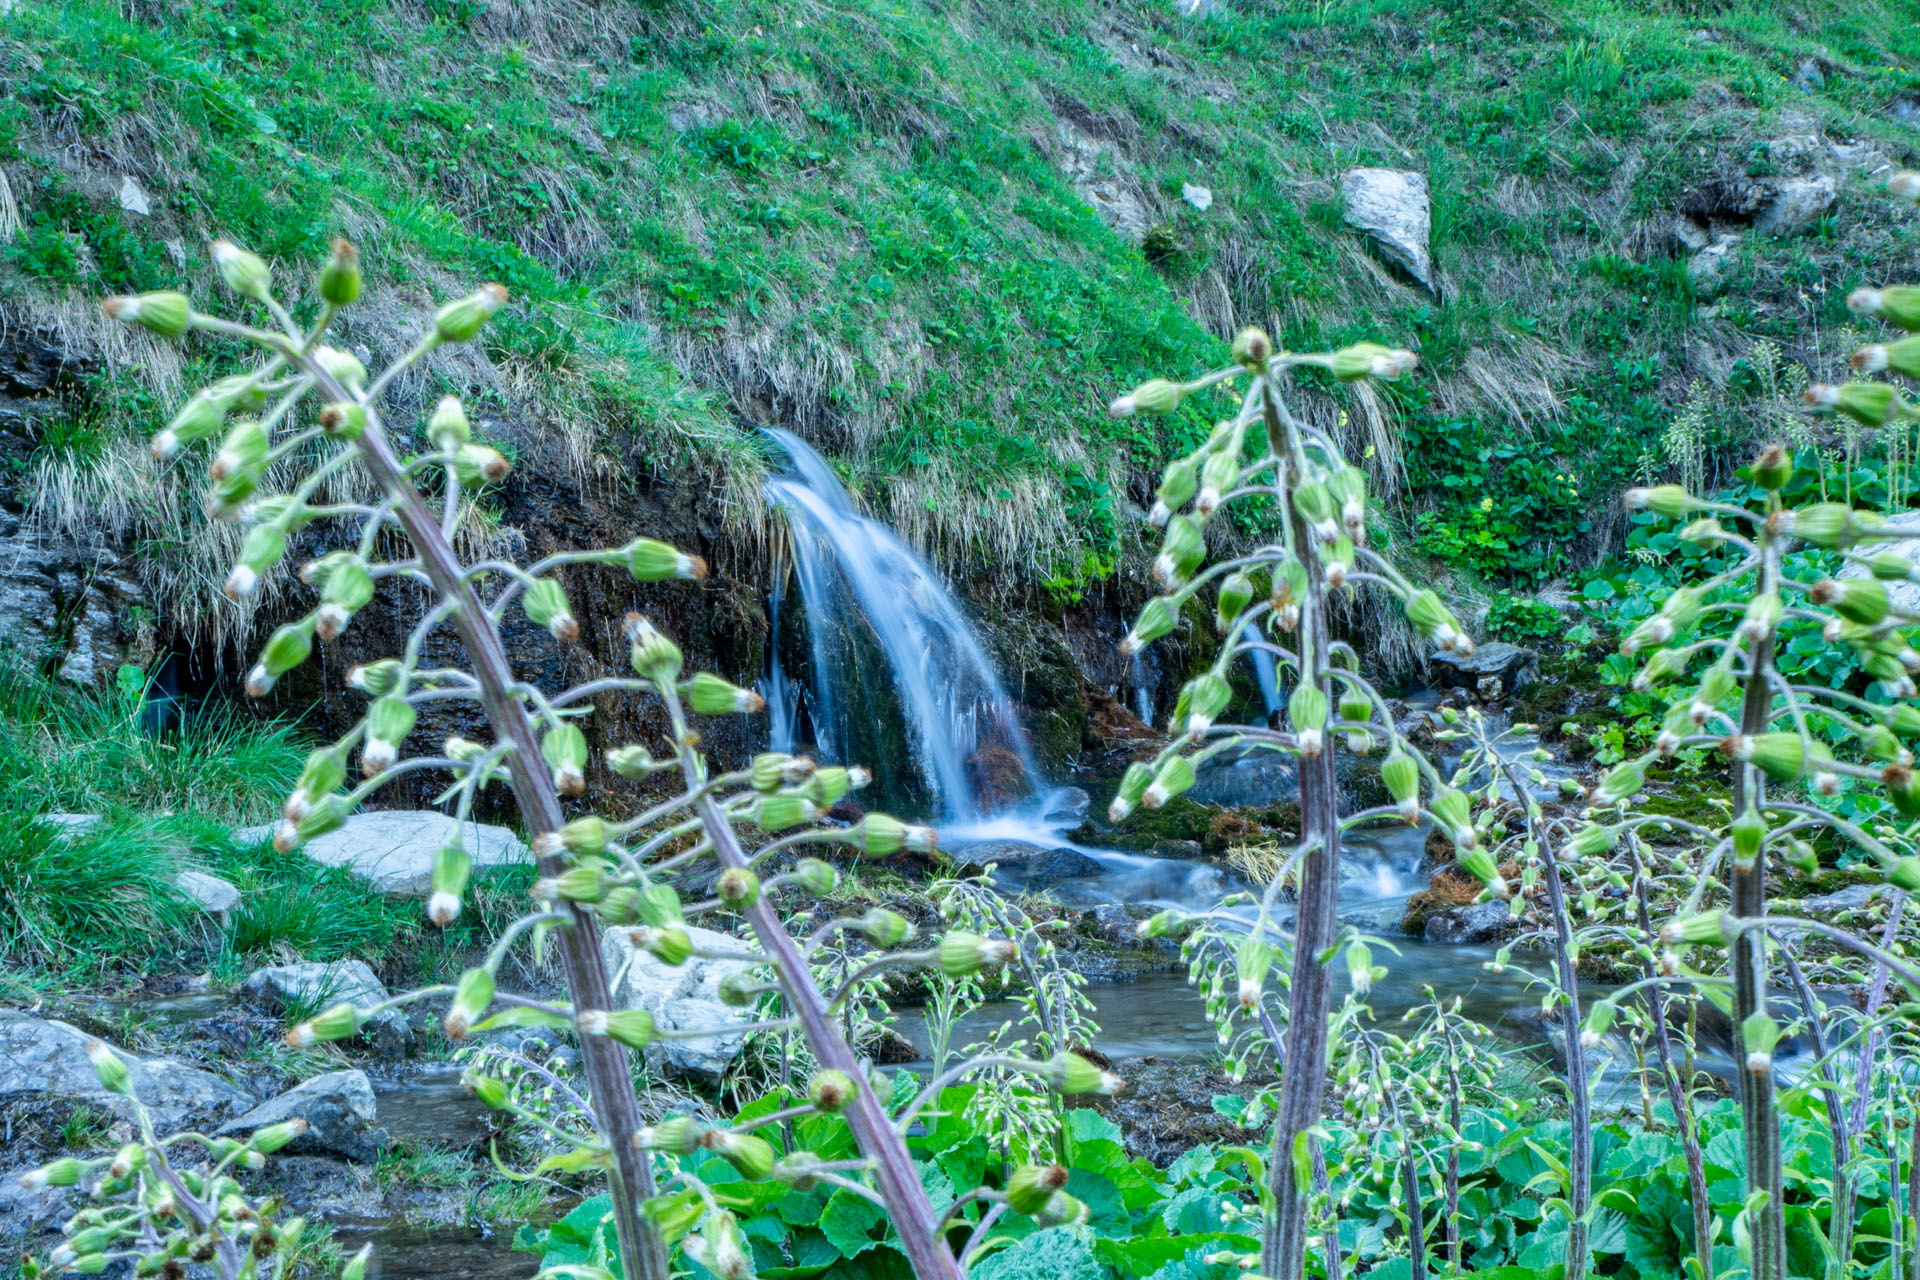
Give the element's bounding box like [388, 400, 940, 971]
[3, 0, 1919, 626]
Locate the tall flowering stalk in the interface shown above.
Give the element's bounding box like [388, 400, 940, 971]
[99, 239, 1120, 1280]
[1109, 328, 1493, 1276]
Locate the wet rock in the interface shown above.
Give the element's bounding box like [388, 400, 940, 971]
[218, 1069, 381, 1162]
[600, 923, 754, 1081]
[232, 811, 529, 895]
[1085, 904, 1140, 947]
[1149, 838, 1205, 860]
[242, 961, 413, 1056]
[1754, 174, 1835, 236]
[1096, 1056, 1267, 1165]
[949, 840, 1101, 882]
[1341, 168, 1435, 293]
[1799, 884, 1878, 917]
[1429, 641, 1538, 699]
[174, 870, 240, 921]
[1423, 899, 1515, 945]
[1042, 787, 1092, 824]
[0, 1012, 255, 1132]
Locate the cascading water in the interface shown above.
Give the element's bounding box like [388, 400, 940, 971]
[1240, 621, 1283, 723]
[761, 429, 1042, 822]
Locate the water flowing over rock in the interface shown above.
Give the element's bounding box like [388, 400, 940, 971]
[217, 1069, 381, 1161]
[761, 428, 1042, 821]
[242, 961, 412, 1055]
[1422, 899, 1515, 945]
[1341, 168, 1435, 293]
[233, 811, 528, 895]
[0, 1012, 255, 1131]
[599, 924, 755, 1081]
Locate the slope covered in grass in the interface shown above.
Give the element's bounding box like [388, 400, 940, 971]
[3, 0, 1918, 618]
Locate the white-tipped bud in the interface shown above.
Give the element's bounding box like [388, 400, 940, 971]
[150, 428, 181, 460]
[1148, 500, 1171, 527]
[577, 1010, 611, 1035]
[1855, 344, 1891, 373]
[1746, 1050, 1772, 1074]
[1816, 771, 1840, 797]
[1297, 728, 1325, 757]
[1195, 487, 1221, 517]
[315, 602, 351, 641]
[1325, 560, 1349, 589]
[1238, 978, 1262, 1009]
[531, 832, 565, 857]
[1152, 553, 1180, 588]
[224, 565, 259, 601]
[1656, 730, 1680, 757]
[1143, 782, 1171, 808]
[428, 892, 462, 927]
[1851, 288, 1886, 315]
[273, 820, 300, 853]
[1579, 1029, 1601, 1050]
[246, 664, 276, 697]
[1824, 618, 1844, 643]
[1108, 796, 1134, 822]
[1689, 700, 1712, 727]
[1804, 384, 1841, 411]
[362, 738, 398, 776]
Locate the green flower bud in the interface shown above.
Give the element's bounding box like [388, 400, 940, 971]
[557, 816, 611, 858]
[1739, 592, 1782, 643]
[246, 620, 314, 696]
[223, 522, 287, 602]
[1730, 805, 1766, 868]
[1659, 911, 1737, 947]
[1034, 1190, 1091, 1228]
[1144, 754, 1195, 808]
[625, 614, 683, 680]
[28, 1158, 84, 1189]
[1109, 762, 1154, 821]
[1152, 456, 1199, 524]
[750, 793, 818, 831]
[577, 1008, 655, 1049]
[361, 695, 415, 774]
[1431, 788, 1472, 834]
[467, 1076, 510, 1110]
[1006, 1163, 1070, 1215]
[939, 930, 1016, 978]
[1570, 823, 1616, 857]
[210, 419, 269, 485]
[429, 841, 470, 926]
[1784, 839, 1819, 876]
[634, 926, 693, 966]
[1330, 342, 1417, 382]
[597, 887, 642, 925]
[1456, 847, 1503, 893]
[1039, 1052, 1123, 1096]
[792, 858, 838, 894]
[638, 1116, 702, 1154]
[1750, 443, 1793, 491]
[622, 537, 707, 582]
[773, 1152, 826, 1191]
[1746, 732, 1806, 782]
[314, 346, 367, 395]
[211, 239, 272, 300]
[286, 747, 347, 821]
[433, 284, 508, 343]
[1404, 589, 1461, 647]
[1181, 673, 1232, 735]
[1196, 449, 1241, 517]
[606, 744, 663, 780]
[318, 238, 362, 306]
[104, 290, 192, 339]
[1381, 750, 1419, 816]
[450, 443, 510, 485]
[807, 1070, 857, 1114]
[1111, 378, 1181, 417]
[536, 865, 607, 903]
[708, 1131, 775, 1181]
[1215, 572, 1254, 632]
[542, 723, 589, 795]
[639, 884, 683, 928]
[1232, 326, 1272, 370]
[686, 671, 764, 715]
[857, 908, 914, 947]
[317, 400, 365, 441]
[428, 396, 471, 450]
[523, 578, 578, 645]
[247, 1117, 309, 1154]
[1814, 577, 1889, 626]
[1807, 380, 1900, 428]
[444, 967, 495, 1040]
[751, 752, 813, 791]
[1851, 285, 1920, 330]
[285, 1001, 363, 1048]
[1153, 515, 1205, 587]
[1625, 485, 1691, 519]
[716, 969, 760, 1007]
[805, 765, 866, 807]
[716, 868, 760, 907]
[1289, 684, 1329, 757]
[1596, 759, 1646, 804]
[347, 659, 405, 697]
[1137, 908, 1187, 939]
[1272, 557, 1309, 609]
[1122, 595, 1178, 654]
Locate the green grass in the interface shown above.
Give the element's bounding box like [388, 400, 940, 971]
[0, 655, 533, 982]
[3, 0, 1918, 600]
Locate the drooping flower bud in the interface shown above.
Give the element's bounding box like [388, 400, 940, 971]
[634, 926, 694, 966]
[247, 1116, 309, 1155]
[348, 659, 405, 697]
[1231, 326, 1272, 370]
[1151, 457, 1198, 525]
[1181, 673, 1232, 737]
[1110, 378, 1181, 418]
[1730, 804, 1767, 869]
[622, 537, 707, 582]
[1143, 754, 1195, 808]
[433, 284, 509, 344]
[444, 967, 495, 1040]
[792, 858, 838, 895]
[542, 723, 589, 796]
[639, 884, 684, 928]
[1595, 759, 1646, 804]
[362, 696, 416, 775]
[1806, 381, 1899, 427]
[1039, 1052, 1123, 1096]
[1121, 596, 1178, 655]
[1215, 572, 1254, 633]
[85, 1041, 131, 1096]
[1849, 285, 1920, 330]
[523, 578, 579, 645]
[857, 907, 915, 947]
[1658, 911, 1737, 947]
[1381, 750, 1419, 820]
[285, 1001, 363, 1048]
[1330, 342, 1417, 382]
[1811, 577, 1889, 626]
[1108, 761, 1154, 822]
[716, 868, 760, 907]
[1750, 443, 1793, 491]
[1153, 515, 1205, 588]
[807, 1070, 857, 1114]
[577, 1008, 655, 1049]
[637, 1115, 704, 1154]
[428, 396, 471, 450]
[105, 290, 193, 339]
[686, 672, 764, 715]
[429, 841, 471, 926]
[749, 793, 819, 831]
[625, 614, 683, 680]
[318, 238, 362, 306]
[211, 239, 272, 300]
[247, 620, 315, 696]
[705, 1131, 776, 1181]
[938, 930, 1017, 978]
[314, 346, 368, 395]
[1195, 450, 1240, 518]
[1006, 1163, 1071, 1215]
[1289, 683, 1329, 758]
[1623, 485, 1691, 519]
[559, 816, 612, 858]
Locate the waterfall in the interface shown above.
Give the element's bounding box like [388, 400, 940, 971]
[1241, 621, 1283, 722]
[761, 429, 1042, 822]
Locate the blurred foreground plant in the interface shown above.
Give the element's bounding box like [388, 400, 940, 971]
[93, 240, 1121, 1280]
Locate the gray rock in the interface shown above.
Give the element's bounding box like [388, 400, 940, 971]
[1800, 885, 1878, 917]
[1755, 174, 1835, 236]
[1149, 838, 1206, 860]
[1838, 512, 1920, 614]
[1341, 168, 1435, 292]
[1423, 900, 1514, 945]
[0, 1012, 255, 1132]
[949, 839, 1052, 871]
[35, 813, 102, 840]
[1084, 904, 1139, 946]
[1026, 849, 1104, 884]
[218, 1069, 380, 1162]
[0, 1165, 72, 1251]
[242, 961, 412, 1055]
[600, 924, 756, 1081]
[1052, 123, 1152, 242]
[235, 811, 528, 895]
[174, 870, 240, 921]
[1831, 140, 1893, 180]
[1429, 641, 1538, 697]
[1041, 787, 1092, 825]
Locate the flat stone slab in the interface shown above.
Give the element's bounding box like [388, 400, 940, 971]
[0, 1012, 255, 1132]
[174, 870, 240, 918]
[234, 811, 528, 895]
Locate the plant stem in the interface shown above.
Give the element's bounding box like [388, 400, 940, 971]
[1532, 809, 1590, 1280]
[1258, 375, 1341, 1280]
[323, 372, 668, 1280]
[1631, 844, 1712, 1280]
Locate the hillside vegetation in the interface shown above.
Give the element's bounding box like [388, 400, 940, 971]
[4, 0, 1919, 624]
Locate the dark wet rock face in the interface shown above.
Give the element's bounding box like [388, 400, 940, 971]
[1096, 1057, 1268, 1166]
[1423, 899, 1515, 945]
[1429, 642, 1539, 700]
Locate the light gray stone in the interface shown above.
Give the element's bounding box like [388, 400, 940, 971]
[1423, 899, 1514, 945]
[242, 961, 411, 1055]
[34, 813, 102, 840]
[1181, 183, 1213, 211]
[1429, 641, 1538, 697]
[117, 176, 150, 216]
[217, 1069, 380, 1162]
[600, 924, 757, 1080]
[1755, 174, 1835, 236]
[1687, 235, 1740, 297]
[235, 811, 528, 895]
[1341, 168, 1435, 292]
[1052, 123, 1152, 242]
[1838, 511, 1920, 615]
[0, 1012, 254, 1131]
[1800, 885, 1878, 917]
[173, 870, 240, 920]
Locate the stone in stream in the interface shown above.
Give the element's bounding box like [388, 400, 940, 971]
[242, 961, 412, 1056]
[0, 1011, 256, 1132]
[1428, 641, 1538, 700]
[231, 810, 528, 896]
[599, 923, 755, 1081]
[1422, 899, 1515, 945]
[218, 1069, 382, 1162]
[948, 840, 1103, 883]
